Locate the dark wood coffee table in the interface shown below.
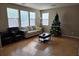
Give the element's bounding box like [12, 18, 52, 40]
[39, 33, 51, 43]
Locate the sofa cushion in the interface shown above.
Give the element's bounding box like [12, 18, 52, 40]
[28, 26, 36, 31]
[27, 30, 40, 33]
[32, 26, 36, 30]
[36, 26, 41, 30]
[8, 27, 19, 33]
[20, 27, 26, 31]
[29, 26, 33, 31]
[26, 27, 30, 31]
[21, 26, 42, 32]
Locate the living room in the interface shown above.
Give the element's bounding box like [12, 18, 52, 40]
[0, 3, 79, 56]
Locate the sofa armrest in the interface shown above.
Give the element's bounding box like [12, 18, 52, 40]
[18, 31, 25, 35]
[0, 32, 13, 38]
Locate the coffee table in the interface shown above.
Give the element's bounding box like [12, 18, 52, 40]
[39, 33, 51, 43]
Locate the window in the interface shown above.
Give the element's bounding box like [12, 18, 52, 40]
[7, 8, 19, 27]
[42, 13, 49, 25]
[20, 10, 29, 27]
[30, 12, 36, 26]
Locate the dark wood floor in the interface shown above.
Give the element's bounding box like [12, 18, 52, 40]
[0, 36, 79, 56]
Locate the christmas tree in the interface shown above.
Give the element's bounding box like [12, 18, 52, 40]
[50, 14, 61, 36]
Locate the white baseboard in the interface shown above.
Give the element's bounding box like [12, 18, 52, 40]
[62, 34, 79, 39]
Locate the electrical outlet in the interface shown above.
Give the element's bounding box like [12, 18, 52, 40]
[72, 32, 74, 35]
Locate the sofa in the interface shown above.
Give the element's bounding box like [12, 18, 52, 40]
[0, 27, 25, 46]
[21, 26, 42, 38]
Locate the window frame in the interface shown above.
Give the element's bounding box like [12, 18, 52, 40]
[7, 7, 37, 28]
[29, 12, 36, 26]
[42, 13, 49, 26]
[20, 10, 29, 27]
[7, 7, 19, 28]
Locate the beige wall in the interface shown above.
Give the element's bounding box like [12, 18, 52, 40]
[0, 3, 41, 32]
[41, 4, 79, 38]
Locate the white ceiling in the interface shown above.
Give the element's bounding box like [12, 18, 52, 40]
[16, 3, 78, 10]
